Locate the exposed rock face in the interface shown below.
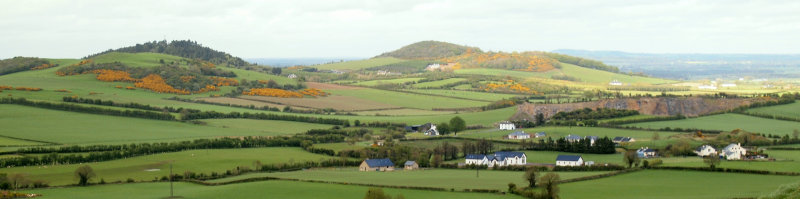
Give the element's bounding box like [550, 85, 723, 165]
[513, 97, 764, 120]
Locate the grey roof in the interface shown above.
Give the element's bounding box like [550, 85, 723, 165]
[364, 158, 394, 167]
[585, 136, 599, 140]
[565, 135, 582, 140]
[509, 131, 528, 136]
[465, 154, 486, 159]
[638, 148, 656, 152]
[556, 155, 582, 162]
[535, 132, 546, 136]
[404, 161, 417, 166]
[613, 136, 633, 142]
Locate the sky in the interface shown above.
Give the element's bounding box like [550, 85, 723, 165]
[1, 0, 800, 59]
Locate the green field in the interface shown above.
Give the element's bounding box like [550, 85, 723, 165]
[455, 68, 556, 79]
[208, 168, 609, 191]
[558, 63, 676, 84]
[559, 170, 800, 199]
[29, 180, 523, 199]
[314, 57, 406, 71]
[351, 78, 423, 86]
[352, 108, 454, 116]
[0, 136, 49, 146]
[0, 105, 326, 144]
[403, 89, 523, 102]
[327, 88, 487, 110]
[2, 148, 336, 186]
[746, 101, 800, 120]
[658, 149, 800, 173]
[219, 66, 297, 85]
[460, 126, 685, 149]
[627, 113, 800, 135]
[91, 52, 187, 68]
[411, 78, 467, 88]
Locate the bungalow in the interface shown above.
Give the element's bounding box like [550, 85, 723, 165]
[466, 151, 527, 167]
[499, 121, 516, 130]
[507, 131, 530, 140]
[565, 134, 582, 142]
[359, 158, 395, 172]
[609, 80, 623, 86]
[722, 143, 747, 160]
[612, 137, 635, 144]
[404, 161, 419, 170]
[556, 155, 584, 167]
[534, 132, 546, 138]
[637, 147, 657, 158]
[287, 74, 298, 79]
[694, 145, 717, 157]
[405, 123, 439, 136]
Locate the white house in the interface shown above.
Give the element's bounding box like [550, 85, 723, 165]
[287, 74, 298, 79]
[424, 124, 439, 136]
[698, 85, 717, 90]
[637, 147, 657, 158]
[507, 131, 530, 140]
[534, 132, 546, 138]
[585, 136, 599, 146]
[612, 137, 635, 144]
[556, 155, 584, 167]
[694, 145, 717, 157]
[721, 83, 737, 88]
[609, 80, 623, 86]
[499, 121, 516, 130]
[466, 151, 526, 167]
[565, 134, 582, 142]
[426, 63, 441, 70]
[722, 143, 747, 160]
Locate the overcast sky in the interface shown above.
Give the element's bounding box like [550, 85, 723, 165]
[2, 0, 799, 59]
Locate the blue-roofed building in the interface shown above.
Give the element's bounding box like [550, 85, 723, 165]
[555, 155, 584, 166]
[465, 151, 527, 167]
[404, 161, 419, 170]
[637, 147, 657, 158]
[507, 131, 530, 139]
[565, 134, 582, 142]
[360, 158, 395, 171]
[613, 137, 636, 145]
[534, 132, 546, 138]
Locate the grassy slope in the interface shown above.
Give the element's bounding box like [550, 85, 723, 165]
[209, 168, 608, 191]
[351, 78, 424, 86]
[0, 105, 327, 144]
[558, 63, 676, 84]
[460, 126, 686, 149]
[627, 113, 800, 135]
[327, 88, 487, 110]
[746, 101, 800, 120]
[0, 136, 49, 146]
[3, 148, 335, 186]
[30, 181, 523, 199]
[91, 52, 186, 67]
[402, 89, 523, 102]
[313, 57, 406, 71]
[218, 66, 296, 85]
[658, 149, 800, 173]
[411, 78, 467, 88]
[560, 170, 800, 199]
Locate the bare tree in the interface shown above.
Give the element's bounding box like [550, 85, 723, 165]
[540, 173, 561, 199]
[74, 165, 96, 186]
[623, 150, 640, 168]
[524, 167, 539, 188]
[704, 152, 721, 169]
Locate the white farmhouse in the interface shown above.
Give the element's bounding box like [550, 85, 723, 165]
[698, 85, 717, 90]
[609, 80, 623, 86]
[637, 147, 657, 158]
[499, 121, 516, 130]
[722, 143, 747, 160]
[507, 131, 530, 140]
[465, 151, 527, 167]
[287, 74, 298, 79]
[565, 134, 582, 142]
[534, 132, 546, 138]
[556, 155, 584, 167]
[694, 145, 717, 157]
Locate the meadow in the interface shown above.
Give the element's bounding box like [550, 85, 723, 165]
[658, 149, 800, 173]
[327, 88, 488, 110]
[208, 168, 610, 191]
[313, 57, 406, 71]
[746, 101, 800, 120]
[627, 113, 800, 135]
[350, 78, 424, 86]
[239, 95, 400, 111]
[403, 89, 524, 102]
[352, 108, 455, 116]
[559, 170, 800, 199]
[2, 148, 337, 186]
[91, 52, 186, 68]
[459, 126, 685, 149]
[411, 78, 467, 88]
[29, 180, 523, 199]
[0, 105, 325, 144]
[0, 136, 49, 146]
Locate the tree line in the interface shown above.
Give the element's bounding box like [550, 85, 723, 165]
[84, 40, 249, 67]
[518, 137, 616, 154]
[1, 97, 176, 121]
[0, 57, 53, 76]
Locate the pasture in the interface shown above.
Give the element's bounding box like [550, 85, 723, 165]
[352, 108, 455, 116]
[460, 126, 685, 149]
[327, 88, 487, 110]
[313, 57, 406, 71]
[658, 149, 800, 173]
[239, 95, 400, 111]
[627, 113, 800, 135]
[350, 78, 424, 86]
[403, 89, 524, 102]
[2, 148, 336, 186]
[0, 136, 49, 146]
[558, 63, 676, 84]
[746, 101, 800, 120]
[411, 78, 467, 88]
[91, 52, 186, 68]
[208, 168, 609, 191]
[559, 170, 800, 199]
[28, 180, 523, 199]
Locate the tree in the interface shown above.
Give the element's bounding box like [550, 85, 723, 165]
[449, 116, 466, 135]
[524, 167, 539, 188]
[704, 152, 721, 169]
[75, 165, 96, 186]
[535, 113, 545, 126]
[432, 154, 443, 168]
[540, 173, 560, 199]
[652, 132, 660, 140]
[623, 150, 640, 168]
[354, 120, 361, 127]
[271, 67, 282, 75]
[364, 187, 391, 199]
[437, 122, 450, 135]
[793, 129, 799, 141]
[8, 173, 26, 190]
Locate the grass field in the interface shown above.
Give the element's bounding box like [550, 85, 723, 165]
[627, 113, 800, 135]
[327, 88, 487, 110]
[3, 148, 337, 186]
[0, 105, 324, 144]
[455, 68, 556, 79]
[559, 170, 800, 199]
[313, 57, 406, 71]
[658, 149, 800, 173]
[208, 168, 609, 191]
[411, 78, 467, 88]
[29, 180, 523, 199]
[352, 108, 455, 116]
[746, 101, 800, 120]
[239, 95, 400, 111]
[0, 136, 50, 146]
[351, 78, 423, 86]
[558, 63, 676, 84]
[403, 89, 523, 102]
[459, 126, 686, 149]
[218, 66, 297, 85]
[198, 119, 333, 136]
[91, 52, 186, 68]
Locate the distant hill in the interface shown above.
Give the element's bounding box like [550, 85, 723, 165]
[86, 40, 249, 67]
[0, 57, 53, 76]
[376, 41, 482, 60]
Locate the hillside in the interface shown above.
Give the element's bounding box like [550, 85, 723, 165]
[86, 40, 249, 67]
[0, 57, 54, 75]
[376, 41, 482, 60]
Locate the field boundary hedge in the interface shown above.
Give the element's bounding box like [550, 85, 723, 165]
[557, 168, 642, 184]
[0, 97, 176, 121]
[651, 166, 800, 176]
